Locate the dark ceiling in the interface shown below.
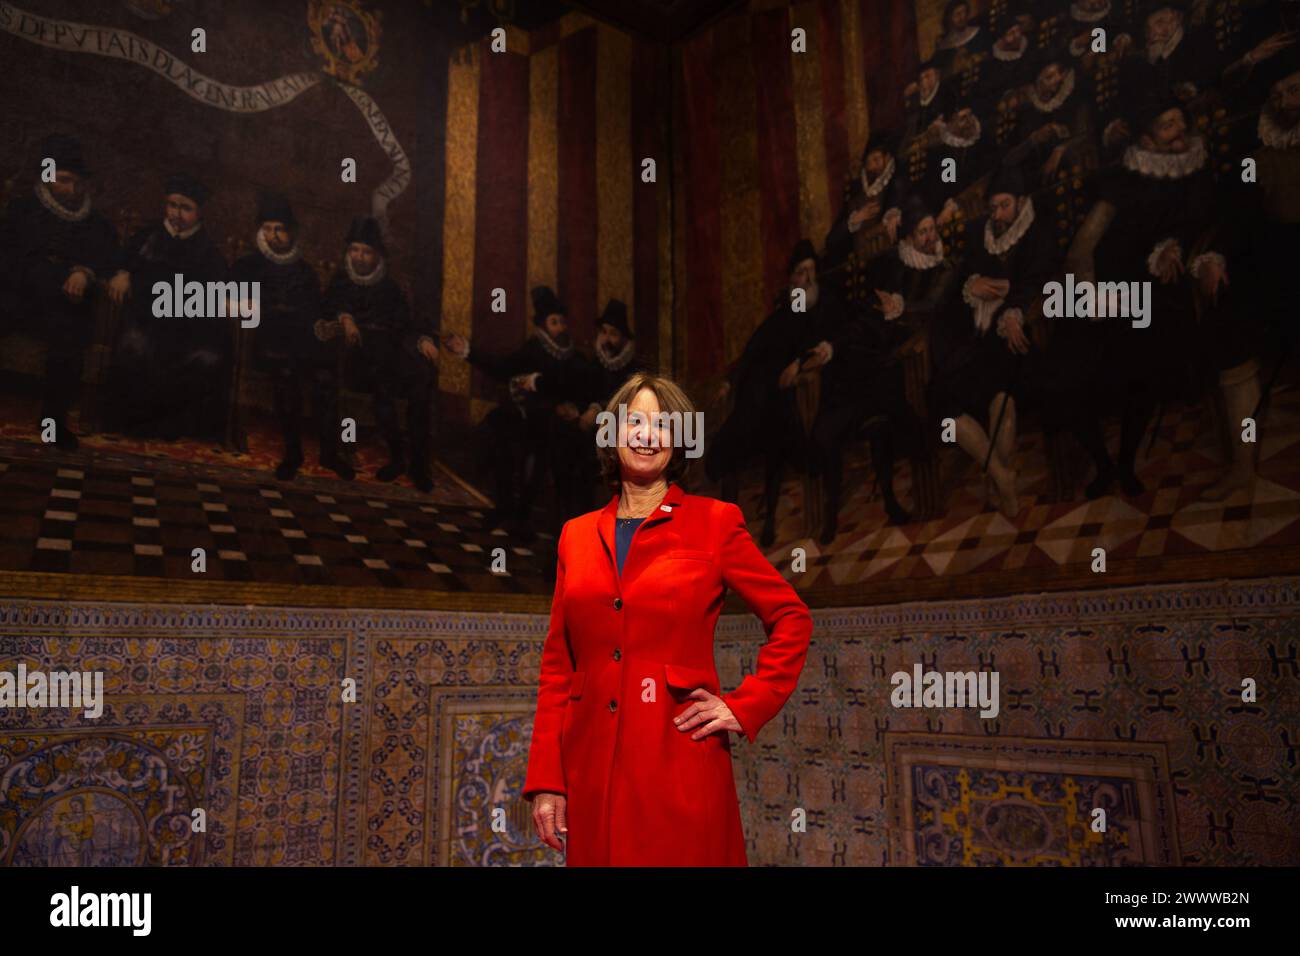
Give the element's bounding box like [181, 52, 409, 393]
[572, 0, 744, 43]
[443, 0, 744, 46]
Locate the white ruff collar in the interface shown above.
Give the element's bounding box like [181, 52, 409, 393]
[35, 182, 91, 222]
[534, 325, 575, 360]
[861, 156, 896, 197]
[984, 197, 1035, 255]
[920, 81, 941, 107]
[1122, 136, 1206, 179]
[163, 218, 203, 240]
[938, 24, 979, 50]
[940, 116, 982, 148]
[1070, 1, 1110, 23]
[345, 255, 386, 286]
[256, 230, 302, 265]
[898, 236, 946, 270]
[1146, 26, 1184, 63]
[1028, 69, 1075, 113]
[1259, 110, 1300, 150]
[597, 338, 636, 371]
[993, 38, 1027, 61]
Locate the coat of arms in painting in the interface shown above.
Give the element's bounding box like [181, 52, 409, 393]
[308, 0, 383, 86]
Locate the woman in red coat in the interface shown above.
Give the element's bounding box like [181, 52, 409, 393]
[523, 372, 814, 865]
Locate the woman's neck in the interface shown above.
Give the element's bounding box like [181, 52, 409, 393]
[618, 477, 669, 518]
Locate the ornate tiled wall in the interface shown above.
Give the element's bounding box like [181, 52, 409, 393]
[2, 576, 1297, 866]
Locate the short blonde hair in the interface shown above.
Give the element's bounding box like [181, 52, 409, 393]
[595, 372, 697, 490]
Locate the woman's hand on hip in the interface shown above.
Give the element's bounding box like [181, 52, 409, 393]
[673, 688, 743, 739]
[531, 792, 567, 851]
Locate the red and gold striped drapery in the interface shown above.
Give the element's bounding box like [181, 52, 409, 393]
[441, 15, 670, 423]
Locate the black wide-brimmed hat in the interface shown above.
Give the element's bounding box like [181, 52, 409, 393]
[787, 237, 818, 273]
[597, 298, 632, 338]
[861, 128, 900, 162]
[1134, 0, 1190, 21]
[987, 163, 1027, 199]
[900, 196, 935, 238]
[531, 285, 566, 326]
[942, 0, 972, 29]
[39, 133, 89, 177]
[164, 173, 211, 205]
[256, 191, 297, 228]
[1253, 40, 1300, 100]
[344, 215, 386, 256]
[1025, 47, 1070, 82]
[1129, 88, 1186, 135]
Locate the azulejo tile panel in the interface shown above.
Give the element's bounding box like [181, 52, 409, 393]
[0, 694, 243, 866]
[883, 734, 1177, 865]
[1, 576, 1298, 866]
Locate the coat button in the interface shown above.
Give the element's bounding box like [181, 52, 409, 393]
[612, 648, 621, 661]
[608, 699, 618, 712]
[613, 597, 623, 610]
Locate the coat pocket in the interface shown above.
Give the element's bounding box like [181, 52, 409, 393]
[568, 670, 587, 699]
[663, 663, 719, 697]
[665, 549, 714, 563]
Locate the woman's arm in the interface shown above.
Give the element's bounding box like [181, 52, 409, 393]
[715, 502, 814, 744]
[521, 521, 575, 801]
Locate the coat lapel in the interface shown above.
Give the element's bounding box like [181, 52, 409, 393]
[596, 482, 687, 583]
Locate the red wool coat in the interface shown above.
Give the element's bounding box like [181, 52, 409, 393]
[521, 482, 814, 866]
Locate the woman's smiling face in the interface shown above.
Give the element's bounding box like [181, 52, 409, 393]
[617, 387, 674, 483]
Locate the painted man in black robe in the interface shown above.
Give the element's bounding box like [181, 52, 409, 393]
[870, 196, 960, 333]
[823, 130, 906, 280]
[933, 0, 989, 76]
[585, 297, 650, 406]
[1120, 1, 1224, 104]
[323, 216, 438, 491]
[0, 134, 117, 448]
[552, 298, 651, 527]
[1215, 48, 1300, 497]
[706, 239, 838, 546]
[444, 286, 591, 539]
[1063, 94, 1225, 499]
[1008, 50, 1099, 191]
[811, 199, 951, 542]
[902, 59, 954, 156]
[929, 165, 1055, 518]
[106, 173, 231, 441]
[978, 15, 1035, 109]
[231, 193, 352, 481]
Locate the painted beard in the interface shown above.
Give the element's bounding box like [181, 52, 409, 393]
[602, 339, 622, 355]
[991, 218, 1012, 237]
[801, 281, 820, 310]
[51, 188, 83, 209]
[1151, 135, 1189, 153]
[553, 331, 572, 348]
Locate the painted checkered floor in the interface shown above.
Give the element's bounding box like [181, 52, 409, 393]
[743, 384, 1300, 589]
[3, 384, 1299, 597]
[0, 439, 554, 592]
